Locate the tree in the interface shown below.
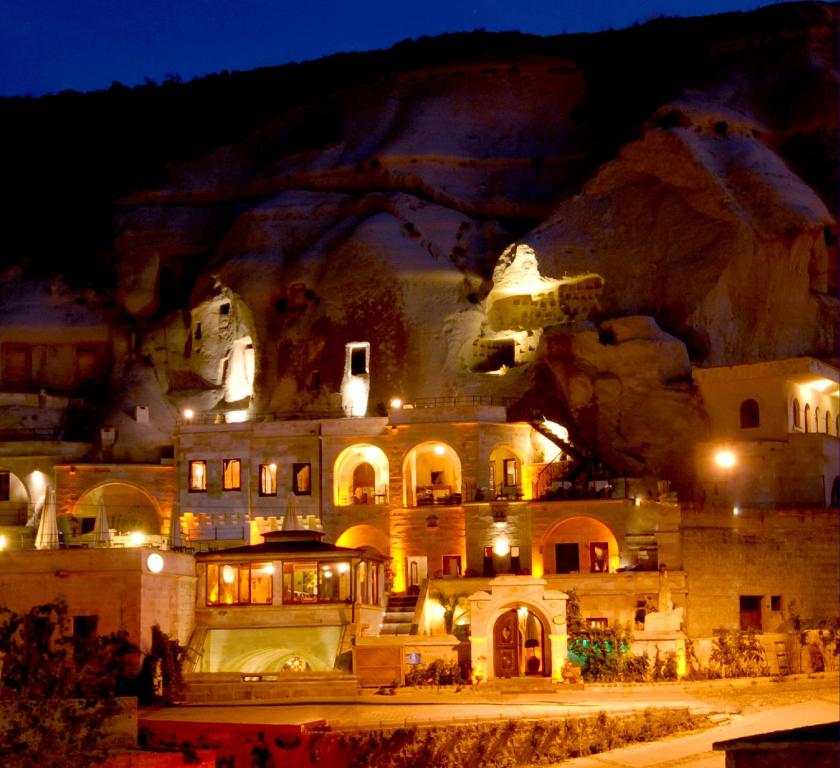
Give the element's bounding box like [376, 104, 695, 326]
[0, 600, 138, 768]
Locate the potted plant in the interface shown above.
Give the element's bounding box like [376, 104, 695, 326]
[525, 639, 541, 674]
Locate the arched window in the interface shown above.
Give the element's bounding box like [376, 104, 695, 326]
[826, 410, 832, 435]
[739, 399, 760, 429]
[804, 404, 811, 433]
[814, 407, 822, 432]
[792, 399, 801, 429]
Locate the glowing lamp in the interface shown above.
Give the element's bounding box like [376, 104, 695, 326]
[146, 553, 164, 573]
[433, 445, 445, 456]
[493, 537, 510, 556]
[183, 408, 195, 421]
[733, 506, 740, 516]
[263, 563, 275, 575]
[390, 398, 403, 409]
[222, 565, 236, 584]
[0, 535, 6, 551]
[129, 531, 145, 547]
[337, 562, 350, 574]
[714, 450, 737, 469]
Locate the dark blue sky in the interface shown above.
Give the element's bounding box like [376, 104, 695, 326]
[1, 0, 776, 96]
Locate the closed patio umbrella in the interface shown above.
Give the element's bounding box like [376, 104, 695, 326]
[93, 496, 112, 547]
[35, 488, 59, 550]
[282, 492, 302, 531]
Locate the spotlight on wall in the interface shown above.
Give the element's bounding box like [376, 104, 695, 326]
[714, 449, 737, 468]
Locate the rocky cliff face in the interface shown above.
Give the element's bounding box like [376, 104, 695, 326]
[1, 3, 837, 490]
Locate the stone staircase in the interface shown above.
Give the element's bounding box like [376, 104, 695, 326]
[379, 593, 418, 635]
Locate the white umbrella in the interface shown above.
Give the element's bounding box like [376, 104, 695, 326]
[282, 493, 302, 531]
[35, 488, 59, 550]
[168, 505, 183, 549]
[93, 496, 111, 547]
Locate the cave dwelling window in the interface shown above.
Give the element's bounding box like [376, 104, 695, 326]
[189, 460, 207, 492]
[259, 464, 277, 496]
[219, 303, 230, 316]
[293, 463, 312, 495]
[206, 562, 272, 606]
[0, 471, 9, 502]
[739, 398, 760, 429]
[222, 459, 241, 491]
[350, 346, 368, 376]
[804, 403, 811, 433]
[792, 399, 801, 430]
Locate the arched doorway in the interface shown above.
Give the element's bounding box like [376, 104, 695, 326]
[488, 444, 524, 499]
[493, 606, 547, 677]
[402, 441, 462, 507]
[542, 516, 620, 574]
[72, 482, 162, 538]
[333, 444, 389, 506]
[0, 468, 30, 526]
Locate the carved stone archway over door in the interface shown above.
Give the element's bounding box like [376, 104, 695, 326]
[468, 575, 568, 681]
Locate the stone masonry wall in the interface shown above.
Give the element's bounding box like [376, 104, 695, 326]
[681, 507, 840, 636]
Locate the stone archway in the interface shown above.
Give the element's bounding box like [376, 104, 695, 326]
[401, 441, 462, 507]
[72, 482, 162, 536]
[468, 575, 568, 681]
[542, 515, 620, 575]
[335, 524, 390, 558]
[333, 444, 389, 506]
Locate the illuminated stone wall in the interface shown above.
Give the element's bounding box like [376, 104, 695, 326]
[55, 463, 175, 536]
[681, 506, 840, 636]
[0, 548, 196, 651]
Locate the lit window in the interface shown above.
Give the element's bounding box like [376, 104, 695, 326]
[189, 460, 207, 492]
[206, 562, 273, 606]
[293, 463, 311, 495]
[259, 464, 277, 496]
[223, 459, 241, 491]
[282, 562, 318, 603]
[503, 457, 518, 486]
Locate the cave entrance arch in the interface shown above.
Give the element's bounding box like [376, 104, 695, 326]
[333, 444, 389, 506]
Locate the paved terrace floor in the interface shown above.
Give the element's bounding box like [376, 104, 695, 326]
[141, 674, 837, 741]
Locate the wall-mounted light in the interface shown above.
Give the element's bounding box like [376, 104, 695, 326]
[493, 537, 510, 556]
[714, 449, 737, 469]
[129, 531, 145, 547]
[146, 553, 164, 573]
[183, 408, 195, 421]
[433, 445, 445, 456]
[390, 398, 403, 409]
[732, 505, 740, 516]
[0, 535, 6, 551]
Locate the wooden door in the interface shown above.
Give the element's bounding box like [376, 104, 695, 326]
[493, 610, 519, 678]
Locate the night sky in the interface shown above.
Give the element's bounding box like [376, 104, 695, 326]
[2, 0, 776, 96]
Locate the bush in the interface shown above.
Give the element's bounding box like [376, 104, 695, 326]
[404, 659, 464, 687]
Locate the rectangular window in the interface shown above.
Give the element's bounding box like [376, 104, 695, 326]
[259, 464, 277, 496]
[350, 347, 367, 375]
[319, 562, 352, 602]
[293, 463, 311, 495]
[222, 459, 241, 491]
[0, 471, 9, 501]
[283, 562, 318, 603]
[503, 458, 518, 487]
[770, 595, 782, 612]
[739, 595, 762, 631]
[206, 562, 273, 606]
[189, 460, 207, 492]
